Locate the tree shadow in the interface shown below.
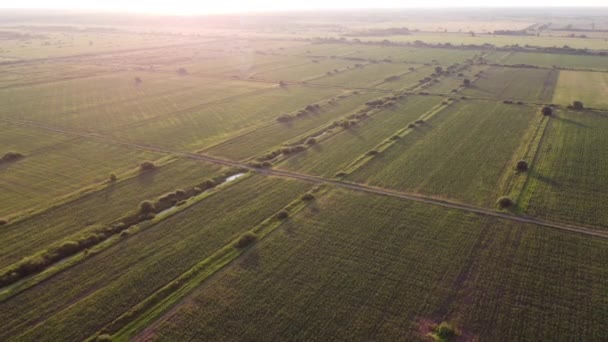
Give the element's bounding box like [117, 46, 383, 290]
[530, 169, 561, 187]
[556, 116, 588, 128]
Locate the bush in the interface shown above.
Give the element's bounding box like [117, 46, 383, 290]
[234, 232, 257, 249]
[56, 240, 81, 257]
[1, 151, 24, 163]
[497, 196, 514, 209]
[408, 123, 416, 128]
[109, 172, 117, 182]
[139, 200, 156, 214]
[463, 78, 471, 86]
[177, 67, 188, 75]
[139, 161, 156, 172]
[276, 210, 289, 220]
[261, 161, 273, 168]
[415, 119, 425, 124]
[192, 186, 202, 194]
[572, 100, 584, 109]
[306, 137, 317, 145]
[335, 171, 347, 177]
[516, 160, 529, 172]
[0, 218, 7, 225]
[301, 193, 315, 201]
[367, 150, 380, 155]
[429, 321, 459, 342]
[541, 106, 553, 116]
[201, 179, 215, 189]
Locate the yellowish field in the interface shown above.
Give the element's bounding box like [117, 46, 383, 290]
[552, 70, 608, 110]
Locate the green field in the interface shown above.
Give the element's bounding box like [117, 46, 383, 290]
[111, 85, 344, 149]
[0, 158, 222, 270]
[280, 95, 443, 176]
[0, 72, 271, 132]
[140, 188, 608, 341]
[520, 110, 608, 228]
[349, 100, 537, 206]
[0, 175, 311, 342]
[2, 11, 608, 342]
[496, 52, 608, 70]
[462, 66, 558, 102]
[553, 70, 608, 109]
[0, 132, 163, 217]
[206, 91, 381, 160]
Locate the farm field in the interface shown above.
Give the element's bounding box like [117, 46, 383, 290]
[462, 66, 558, 102]
[349, 100, 538, 206]
[2, 8, 608, 342]
[0, 71, 272, 132]
[280, 95, 443, 177]
[206, 91, 381, 160]
[552, 70, 608, 109]
[0, 158, 222, 270]
[0, 175, 312, 342]
[520, 110, 608, 228]
[111, 85, 344, 149]
[494, 51, 608, 70]
[0, 130, 164, 217]
[139, 188, 608, 341]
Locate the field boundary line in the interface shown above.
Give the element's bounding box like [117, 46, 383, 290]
[2, 117, 607, 240]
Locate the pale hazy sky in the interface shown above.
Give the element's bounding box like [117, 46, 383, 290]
[5, 0, 608, 15]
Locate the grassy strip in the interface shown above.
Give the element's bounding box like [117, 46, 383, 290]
[498, 112, 550, 212]
[0, 170, 251, 300]
[341, 100, 454, 175]
[513, 115, 555, 212]
[90, 185, 327, 341]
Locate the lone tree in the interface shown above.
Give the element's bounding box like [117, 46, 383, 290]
[109, 172, 117, 182]
[434, 66, 444, 74]
[541, 106, 553, 116]
[134, 77, 142, 84]
[516, 160, 529, 172]
[139, 161, 156, 172]
[497, 196, 514, 209]
[463, 78, 471, 87]
[573, 101, 584, 110]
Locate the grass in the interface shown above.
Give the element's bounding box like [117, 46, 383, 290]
[0, 71, 271, 133]
[519, 110, 608, 228]
[0, 175, 311, 342]
[0, 158, 222, 270]
[496, 52, 608, 70]
[349, 100, 537, 207]
[552, 70, 608, 110]
[111, 85, 344, 150]
[0, 135, 164, 217]
[206, 91, 380, 160]
[314, 62, 420, 88]
[139, 188, 608, 341]
[462, 66, 558, 102]
[280, 95, 442, 177]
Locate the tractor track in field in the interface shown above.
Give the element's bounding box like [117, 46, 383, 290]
[2, 117, 608, 240]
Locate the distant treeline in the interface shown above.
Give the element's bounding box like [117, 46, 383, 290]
[311, 37, 608, 56]
[344, 27, 413, 37]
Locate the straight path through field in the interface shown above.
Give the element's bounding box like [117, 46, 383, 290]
[3, 117, 607, 240]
